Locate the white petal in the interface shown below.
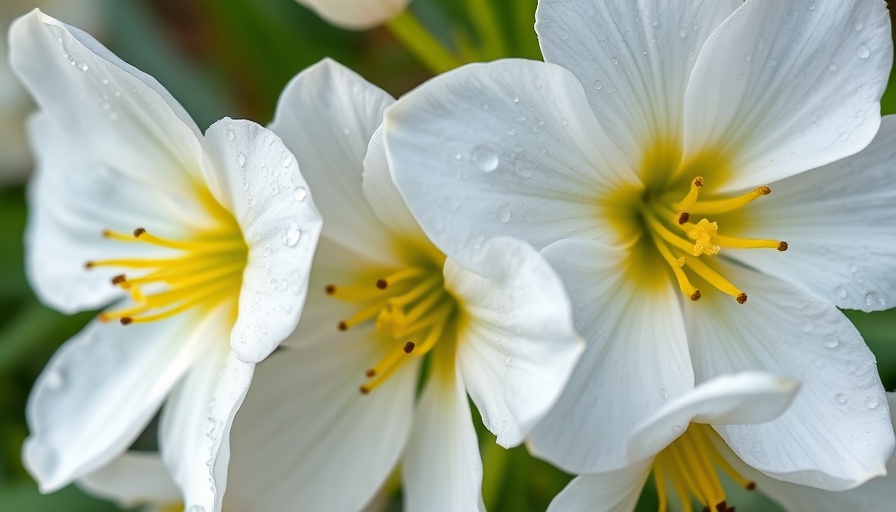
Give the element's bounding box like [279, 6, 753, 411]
[751, 395, 896, 509]
[684, 261, 894, 490]
[10, 10, 205, 193]
[528, 239, 694, 473]
[76, 452, 180, 507]
[362, 125, 427, 239]
[684, 0, 892, 190]
[270, 58, 396, 266]
[546, 461, 653, 512]
[536, 0, 740, 162]
[447, 237, 584, 447]
[158, 313, 231, 511]
[296, 0, 408, 30]
[24, 112, 211, 313]
[23, 310, 203, 492]
[627, 372, 799, 463]
[202, 118, 323, 363]
[195, 352, 255, 512]
[225, 330, 416, 512]
[385, 59, 637, 264]
[403, 355, 482, 512]
[727, 116, 896, 312]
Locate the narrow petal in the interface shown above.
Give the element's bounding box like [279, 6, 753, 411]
[403, 353, 482, 512]
[10, 10, 205, 193]
[23, 310, 203, 492]
[270, 58, 397, 266]
[747, 395, 896, 509]
[25, 112, 210, 313]
[385, 59, 637, 265]
[225, 332, 416, 512]
[529, 239, 694, 473]
[536, 0, 741, 162]
[546, 461, 653, 512]
[158, 313, 231, 511]
[76, 452, 181, 507]
[627, 373, 799, 463]
[684, 261, 894, 490]
[362, 125, 428, 240]
[727, 116, 896, 312]
[296, 0, 409, 30]
[447, 237, 584, 447]
[202, 118, 323, 363]
[684, 0, 892, 190]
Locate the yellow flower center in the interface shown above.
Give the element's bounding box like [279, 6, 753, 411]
[87, 190, 247, 325]
[652, 424, 755, 512]
[611, 146, 787, 303]
[326, 240, 458, 394]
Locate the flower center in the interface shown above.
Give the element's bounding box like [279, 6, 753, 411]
[652, 424, 755, 512]
[326, 248, 457, 395]
[86, 198, 247, 325]
[638, 175, 787, 304]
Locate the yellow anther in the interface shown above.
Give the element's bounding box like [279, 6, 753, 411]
[675, 176, 704, 212]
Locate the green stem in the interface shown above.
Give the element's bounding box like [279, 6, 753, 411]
[386, 10, 462, 74]
[481, 440, 511, 509]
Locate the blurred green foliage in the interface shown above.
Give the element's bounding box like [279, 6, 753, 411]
[0, 0, 895, 511]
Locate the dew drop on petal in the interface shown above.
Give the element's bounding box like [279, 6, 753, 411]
[835, 393, 848, 404]
[75, 62, 89, 71]
[865, 396, 880, 409]
[678, 27, 688, 38]
[498, 204, 512, 223]
[855, 20, 864, 31]
[752, 442, 763, 453]
[226, 129, 235, 141]
[471, 144, 499, 173]
[864, 291, 885, 309]
[823, 335, 840, 349]
[280, 152, 292, 167]
[829, 62, 838, 72]
[593, 80, 603, 90]
[293, 186, 307, 202]
[235, 151, 246, 168]
[856, 44, 871, 59]
[799, 320, 812, 333]
[281, 222, 301, 247]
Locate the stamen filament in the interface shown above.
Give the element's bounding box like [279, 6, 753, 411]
[103, 228, 246, 252]
[712, 234, 788, 251]
[645, 213, 699, 254]
[339, 302, 386, 331]
[388, 276, 441, 308]
[649, 231, 701, 301]
[675, 176, 704, 211]
[688, 186, 770, 215]
[379, 266, 428, 288]
[120, 279, 234, 325]
[326, 282, 389, 302]
[683, 256, 746, 304]
[393, 301, 454, 339]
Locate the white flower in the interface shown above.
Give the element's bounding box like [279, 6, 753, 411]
[219, 59, 584, 512]
[295, 0, 409, 29]
[385, 0, 896, 489]
[77, 452, 182, 511]
[0, 0, 100, 184]
[11, 10, 322, 511]
[546, 372, 802, 512]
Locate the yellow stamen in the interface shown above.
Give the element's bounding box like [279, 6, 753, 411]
[683, 256, 747, 304]
[686, 219, 721, 256]
[645, 213, 699, 254]
[687, 186, 771, 215]
[675, 176, 704, 211]
[649, 231, 701, 301]
[713, 235, 788, 251]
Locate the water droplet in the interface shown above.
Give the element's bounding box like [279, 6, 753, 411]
[678, 27, 688, 38]
[612, 58, 619, 66]
[342, 127, 351, 135]
[865, 396, 879, 409]
[471, 145, 499, 173]
[75, 61, 89, 71]
[280, 152, 292, 167]
[262, 246, 272, 257]
[854, 20, 864, 31]
[101, 78, 109, 85]
[512, 95, 520, 103]
[498, 204, 512, 223]
[835, 393, 848, 404]
[757, 37, 765, 50]
[226, 129, 235, 141]
[752, 441, 763, 452]
[593, 80, 603, 90]
[44, 370, 64, 390]
[823, 335, 840, 349]
[659, 388, 669, 400]
[864, 291, 885, 309]
[835, 284, 848, 299]
[799, 320, 813, 333]
[560, 31, 569, 40]
[829, 62, 839, 72]
[235, 151, 246, 167]
[504, 355, 513, 367]
[506, 128, 516, 136]
[292, 186, 307, 202]
[856, 45, 871, 59]
[281, 222, 301, 247]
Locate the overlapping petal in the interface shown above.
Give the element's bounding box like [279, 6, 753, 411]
[684, 0, 892, 191]
[546, 461, 652, 512]
[77, 452, 180, 508]
[295, 0, 408, 30]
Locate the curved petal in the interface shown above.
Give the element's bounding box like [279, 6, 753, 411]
[76, 452, 181, 507]
[727, 116, 896, 312]
[403, 352, 482, 512]
[684, 261, 893, 490]
[385, 59, 637, 267]
[627, 372, 799, 463]
[447, 237, 584, 447]
[528, 239, 694, 473]
[23, 309, 204, 492]
[362, 125, 427, 240]
[536, 0, 741, 162]
[202, 118, 323, 363]
[750, 395, 896, 509]
[270, 58, 396, 266]
[25, 112, 210, 313]
[684, 0, 892, 191]
[224, 332, 416, 512]
[158, 311, 231, 511]
[546, 461, 653, 512]
[9, 10, 204, 193]
[296, 0, 408, 30]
